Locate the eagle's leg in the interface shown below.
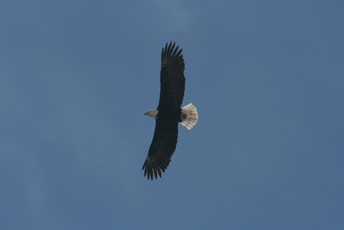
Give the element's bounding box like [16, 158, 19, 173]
[180, 112, 187, 121]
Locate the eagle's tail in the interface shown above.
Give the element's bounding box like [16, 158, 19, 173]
[180, 103, 198, 130]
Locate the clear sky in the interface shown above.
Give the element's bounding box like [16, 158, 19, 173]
[1, 1, 343, 229]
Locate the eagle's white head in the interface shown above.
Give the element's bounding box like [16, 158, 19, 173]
[144, 109, 158, 118]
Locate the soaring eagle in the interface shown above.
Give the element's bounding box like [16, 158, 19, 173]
[142, 42, 198, 180]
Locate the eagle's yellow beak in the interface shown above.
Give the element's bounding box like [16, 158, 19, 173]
[144, 112, 149, 116]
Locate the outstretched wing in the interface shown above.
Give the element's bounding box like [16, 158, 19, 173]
[142, 119, 179, 180]
[158, 42, 185, 111]
[142, 42, 184, 180]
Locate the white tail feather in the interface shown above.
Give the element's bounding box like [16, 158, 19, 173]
[180, 103, 198, 130]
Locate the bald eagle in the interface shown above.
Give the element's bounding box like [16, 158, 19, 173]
[142, 42, 198, 180]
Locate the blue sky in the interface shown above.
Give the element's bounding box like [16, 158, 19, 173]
[1, 1, 343, 229]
